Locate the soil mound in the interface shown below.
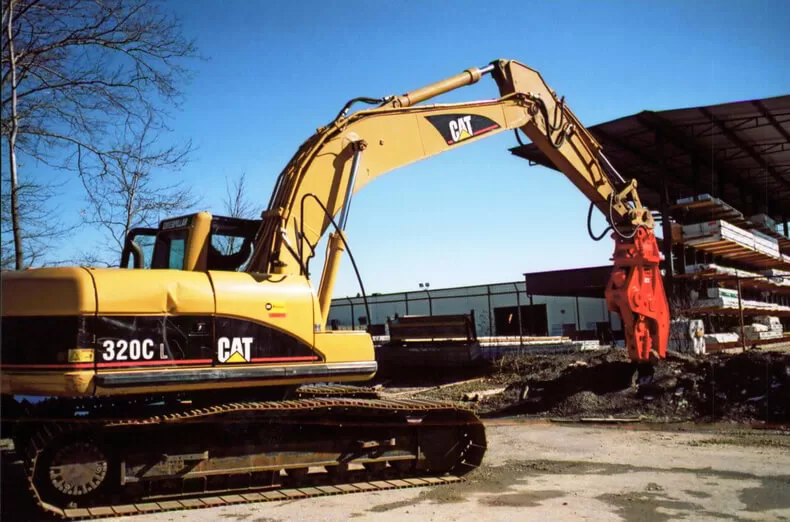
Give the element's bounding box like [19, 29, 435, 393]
[420, 348, 790, 423]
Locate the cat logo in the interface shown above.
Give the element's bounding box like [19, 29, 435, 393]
[448, 115, 473, 143]
[425, 114, 501, 145]
[217, 336, 253, 363]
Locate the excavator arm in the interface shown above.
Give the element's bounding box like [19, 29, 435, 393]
[247, 59, 669, 362]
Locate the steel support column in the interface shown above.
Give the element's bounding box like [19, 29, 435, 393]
[513, 282, 523, 344]
[486, 286, 493, 336]
[656, 132, 675, 298]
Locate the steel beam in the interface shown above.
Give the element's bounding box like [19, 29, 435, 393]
[698, 106, 790, 197]
[753, 100, 790, 143]
[636, 110, 783, 217]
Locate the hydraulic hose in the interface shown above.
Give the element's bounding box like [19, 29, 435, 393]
[587, 201, 612, 241]
[300, 193, 371, 328]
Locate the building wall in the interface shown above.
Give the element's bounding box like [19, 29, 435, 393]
[327, 280, 621, 336]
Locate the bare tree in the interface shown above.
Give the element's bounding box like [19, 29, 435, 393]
[223, 173, 258, 221]
[216, 173, 261, 255]
[77, 113, 197, 266]
[1, 0, 197, 268]
[1, 175, 72, 268]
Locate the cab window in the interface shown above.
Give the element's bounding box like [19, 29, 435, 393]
[121, 229, 156, 269]
[152, 230, 188, 269]
[208, 231, 253, 271]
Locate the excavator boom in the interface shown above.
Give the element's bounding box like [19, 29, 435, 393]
[249, 59, 669, 361]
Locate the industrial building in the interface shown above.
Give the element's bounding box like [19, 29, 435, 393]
[327, 266, 620, 341]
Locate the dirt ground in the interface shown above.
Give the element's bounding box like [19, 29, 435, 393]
[396, 348, 790, 424]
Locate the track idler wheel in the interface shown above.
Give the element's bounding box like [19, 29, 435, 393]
[35, 436, 113, 508]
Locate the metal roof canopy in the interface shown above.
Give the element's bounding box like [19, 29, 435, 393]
[524, 265, 611, 298]
[511, 95, 790, 223]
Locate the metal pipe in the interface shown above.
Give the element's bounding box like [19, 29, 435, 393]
[598, 151, 627, 185]
[338, 145, 364, 230]
[392, 65, 493, 108]
[737, 277, 746, 352]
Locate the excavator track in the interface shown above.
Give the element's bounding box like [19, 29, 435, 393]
[296, 384, 382, 399]
[15, 397, 486, 519]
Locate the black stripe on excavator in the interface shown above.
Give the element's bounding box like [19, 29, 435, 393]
[0, 316, 92, 365]
[424, 114, 501, 145]
[0, 315, 322, 369]
[93, 315, 322, 367]
[94, 361, 378, 386]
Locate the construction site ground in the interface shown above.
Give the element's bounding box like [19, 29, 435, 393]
[2, 347, 789, 521]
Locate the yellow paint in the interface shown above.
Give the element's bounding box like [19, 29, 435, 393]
[1, 267, 96, 316]
[2, 371, 94, 396]
[224, 351, 248, 363]
[313, 331, 375, 364]
[209, 271, 315, 346]
[185, 211, 212, 271]
[68, 349, 95, 363]
[89, 268, 215, 315]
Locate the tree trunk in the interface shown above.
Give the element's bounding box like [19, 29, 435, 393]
[6, 0, 24, 269]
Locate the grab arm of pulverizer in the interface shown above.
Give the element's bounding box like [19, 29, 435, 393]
[247, 59, 669, 360]
[490, 60, 668, 361]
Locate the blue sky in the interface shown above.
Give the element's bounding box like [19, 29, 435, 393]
[36, 1, 790, 296]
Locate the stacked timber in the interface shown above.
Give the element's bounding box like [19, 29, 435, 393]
[682, 220, 784, 264]
[684, 264, 790, 289]
[479, 339, 601, 360]
[762, 268, 790, 286]
[730, 315, 784, 342]
[692, 294, 790, 314]
[675, 194, 749, 226]
[704, 332, 740, 348]
[675, 194, 790, 350]
[754, 315, 783, 333]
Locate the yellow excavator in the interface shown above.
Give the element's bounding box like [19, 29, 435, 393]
[1, 59, 669, 518]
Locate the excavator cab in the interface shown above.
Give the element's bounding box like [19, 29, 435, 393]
[120, 212, 261, 272]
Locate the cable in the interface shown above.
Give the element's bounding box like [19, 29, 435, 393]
[587, 201, 612, 241]
[534, 96, 566, 149]
[551, 95, 566, 132]
[300, 193, 371, 328]
[514, 129, 527, 147]
[335, 96, 389, 121]
[298, 197, 319, 275]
